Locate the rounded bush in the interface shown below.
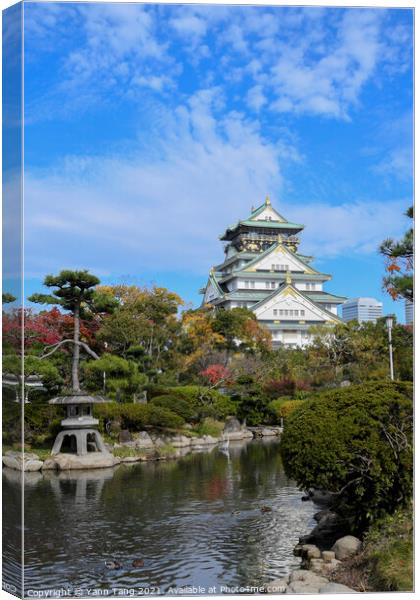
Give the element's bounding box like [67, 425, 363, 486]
[280, 381, 413, 529]
[150, 395, 196, 421]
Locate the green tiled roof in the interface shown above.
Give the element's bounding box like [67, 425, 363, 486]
[220, 219, 304, 239]
[305, 291, 347, 303]
[214, 252, 257, 271]
[238, 241, 322, 275]
[240, 219, 304, 229]
[218, 271, 331, 284]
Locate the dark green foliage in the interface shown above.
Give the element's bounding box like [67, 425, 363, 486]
[2, 397, 63, 445]
[280, 381, 413, 530]
[236, 395, 275, 426]
[94, 402, 184, 431]
[150, 395, 196, 421]
[83, 354, 147, 401]
[28, 269, 100, 313]
[2, 292, 16, 304]
[146, 385, 237, 421]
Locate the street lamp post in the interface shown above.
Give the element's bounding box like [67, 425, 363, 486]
[385, 315, 394, 381]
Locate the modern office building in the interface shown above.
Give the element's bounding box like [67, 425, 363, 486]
[405, 299, 414, 325]
[341, 297, 383, 323]
[200, 196, 346, 347]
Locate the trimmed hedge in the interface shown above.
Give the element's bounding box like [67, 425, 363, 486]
[280, 381, 413, 530]
[94, 402, 185, 431]
[150, 395, 196, 421]
[147, 385, 237, 421]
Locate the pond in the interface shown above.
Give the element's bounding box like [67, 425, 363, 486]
[3, 439, 315, 597]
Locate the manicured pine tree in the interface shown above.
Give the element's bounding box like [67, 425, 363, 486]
[28, 270, 101, 392]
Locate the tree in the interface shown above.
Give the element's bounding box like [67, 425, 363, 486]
[98, 285, 184, 379]
[28, 270, 101, 391]
[83, 354, 147, 402]
[2, 292, 16, 304]
[380, 206, 413, 302]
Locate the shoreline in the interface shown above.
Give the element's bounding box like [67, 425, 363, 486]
[2, 426, 283, 472]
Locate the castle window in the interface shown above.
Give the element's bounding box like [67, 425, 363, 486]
[273, 309, 278, 316]
[271, 281, 276, 289]
[245, 281, 249, 289]
[251, 281, 255, 289]
[300, 310, 305, 316]
[265, 282, 270, 289]
[294, 310, 299, 316]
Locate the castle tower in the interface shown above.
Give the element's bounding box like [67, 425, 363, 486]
[200, 197, 346, 347]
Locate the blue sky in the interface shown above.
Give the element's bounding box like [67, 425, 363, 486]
[19, 2, 413, 319]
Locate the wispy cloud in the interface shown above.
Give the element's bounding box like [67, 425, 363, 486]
[24, 89, 408, 278]
[24, 4, 411, 121]
[24, 91, 286, 276]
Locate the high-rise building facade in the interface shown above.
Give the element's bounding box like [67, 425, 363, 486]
[405, 299, 413, 325]
[200, 197, 346, 347]
[341, 297, 383, 323]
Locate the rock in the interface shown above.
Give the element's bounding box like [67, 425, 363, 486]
[309, 558, 341, 577]
[224, 417, 242, 433]
[42, 458, 59, 470]
[264, 577, 289, 593]
[224, 430, 253, 441]
[119, 429, 132, 443]
[3, 451, 43, 472]
[133, 431, 155, 449]
[309, 489, 336, 506]
[301, 544, 321, 559]
[190, 435, 218, 447]
[322, 551, 336, 563]
[289, 569, 328, 586]
[319, 583, 357, 593]
[287, 569, 329, 593]
[169, 435, 191, 448]
[332, 536, 362, 560]
[108, 419, 122, 434]
[300, 510, 351, 550]
[42, 452, 120, 470]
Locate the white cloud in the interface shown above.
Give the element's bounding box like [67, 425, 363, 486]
[24, 89, 408, 280]
[24, 93, 286, 277]
[267, 10, 385, 119]
[287, 198, 408, 258]
[246, 85, 266, 111]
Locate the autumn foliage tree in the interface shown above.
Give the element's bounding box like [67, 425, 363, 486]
[380, 206, 413, 302]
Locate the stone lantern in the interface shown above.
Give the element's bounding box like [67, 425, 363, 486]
[48, 393, 118, 468]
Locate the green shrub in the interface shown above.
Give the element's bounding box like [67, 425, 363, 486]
[148, 385, 236, 421]
[236, 395, 275, 426]
[146, 405, 185, 429]
[94, 402, 184, 431]
[280, 381, 413, 530]
[150, 395, 196, 421]
[269, 398, 305, 421]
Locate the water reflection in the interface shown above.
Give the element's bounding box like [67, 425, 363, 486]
[3, 439, 315, 597]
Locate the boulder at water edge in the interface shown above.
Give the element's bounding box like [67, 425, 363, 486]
[332, 536, 362, 560]
[3, 451, 43, 472]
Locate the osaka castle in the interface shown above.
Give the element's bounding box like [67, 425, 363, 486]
[200, 196, 346, 348]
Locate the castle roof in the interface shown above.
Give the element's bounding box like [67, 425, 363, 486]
[219, 197, 304, 240]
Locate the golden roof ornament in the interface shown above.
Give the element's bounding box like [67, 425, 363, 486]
[285, 268, 292, 285]
[265, 195, 271, 206]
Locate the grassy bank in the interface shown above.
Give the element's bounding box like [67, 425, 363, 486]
[333, 505, 413, 592]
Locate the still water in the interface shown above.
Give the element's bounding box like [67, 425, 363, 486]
[3, 439, 315, 597]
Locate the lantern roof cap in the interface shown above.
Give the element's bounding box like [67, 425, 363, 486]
[49, 393, 108, 405]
